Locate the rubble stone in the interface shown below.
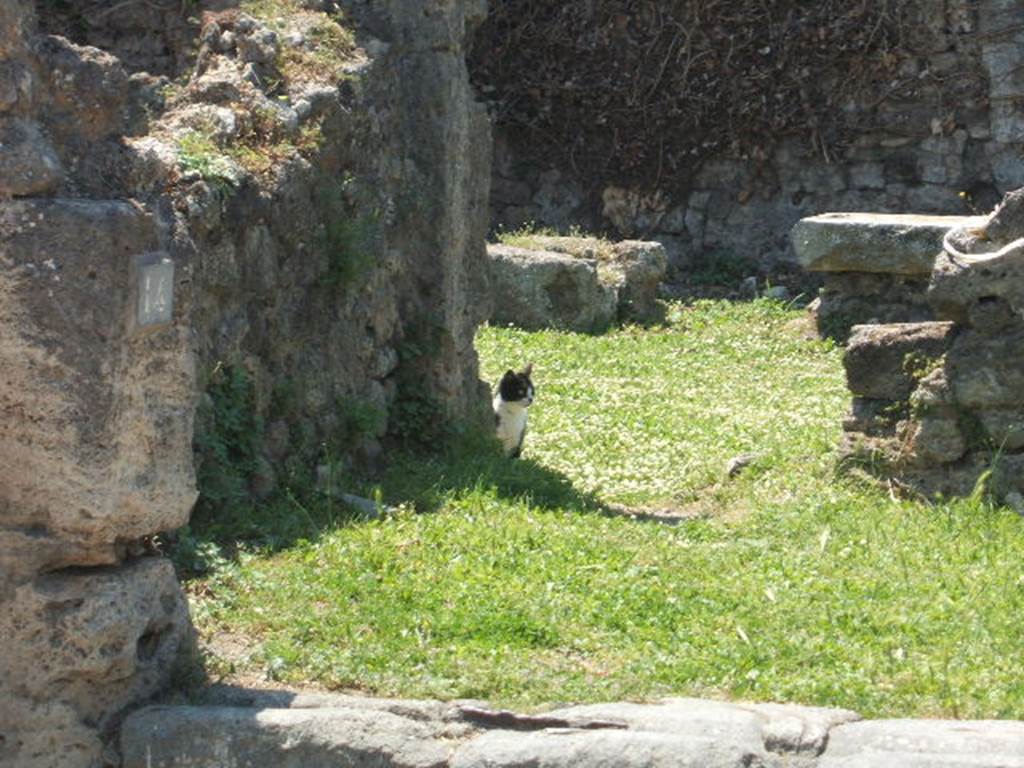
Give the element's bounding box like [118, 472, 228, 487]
[843, 322, 956, 400]
[0, 117, 63, 196]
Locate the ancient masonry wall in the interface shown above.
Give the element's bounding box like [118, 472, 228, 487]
[793, 195, 1024, 502]
[483, 0, 1024, 284]
[0, 0, 491, 765]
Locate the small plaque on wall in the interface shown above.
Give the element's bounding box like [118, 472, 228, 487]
[136, 252, 174, 327]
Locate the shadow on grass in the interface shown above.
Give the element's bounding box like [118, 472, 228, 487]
[170, 433, 606, 577]
[378, 433, 606, 516]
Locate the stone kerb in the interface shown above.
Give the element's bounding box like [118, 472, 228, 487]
[791, 212, 988, 340]
[122, 694, 862, 768]
[121, 691, 1024, 768]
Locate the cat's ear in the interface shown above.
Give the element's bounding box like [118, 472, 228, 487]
[521, 363, 533, 377]
[502, 369, 515, 380]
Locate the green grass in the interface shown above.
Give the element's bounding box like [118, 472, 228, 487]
[177, 131, 240, 191]
[496, 223, 615, 260]
[186, 300, 1024, 718]
[240, 0, 358, 85]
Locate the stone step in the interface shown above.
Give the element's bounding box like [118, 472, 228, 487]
[792, 213, 988, 275]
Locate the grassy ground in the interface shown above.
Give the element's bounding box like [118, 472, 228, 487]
[185, 300, 1024, 718]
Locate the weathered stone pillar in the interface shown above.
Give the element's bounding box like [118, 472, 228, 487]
[0, 199, 196, 766]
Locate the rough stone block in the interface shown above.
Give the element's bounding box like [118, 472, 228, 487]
[38, 35, 133, 141]
[814, 273, 935, 340]
[0, 1, 32, 59]
[987, 141, 1024, 187]
[985, 36, 1024, 102]
[949, 329, 1024, 408]
[907, 409, 966, 465]
[843, 398, 901, 437]
[1, 558, 188, 721]
[991, 100, 1024, 144]
[0, 558, 189, 768]
[849, 162, 885, 190]
[495, 236, 667, 323]
[819, 719, 1024, 768]
[0, 700, 103, 768]
[930, 237, 1024, 328]
[603, 240, 668, 322]
[487, 243, 617, 332]
[0, 199, 197, 580]
[979, 408, 1024, 451]
[121, 706, 451, 768]
[844, 322, 957, 400]
[0, 60, 32, 112]
[791, 213, 988, 275]
[0, 117, 63, 197]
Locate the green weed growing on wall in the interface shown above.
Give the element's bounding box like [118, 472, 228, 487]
[177, 131, 240, 193]
[389, 319, 454, 450]
[317, 176, 378, 289]
[338, 397, 387, 443]
[194, 364, 262, 510]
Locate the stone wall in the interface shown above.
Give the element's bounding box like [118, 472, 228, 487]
[480, 0, 1024, 286]
[803, 191, 1024, 500]
[0, 0, 491, 764]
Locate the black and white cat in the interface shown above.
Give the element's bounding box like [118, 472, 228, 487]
[494, 364, 535, 458]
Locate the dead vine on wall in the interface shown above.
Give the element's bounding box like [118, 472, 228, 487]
[469, 0, 919, 192]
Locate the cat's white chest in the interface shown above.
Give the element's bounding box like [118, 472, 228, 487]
[494, 396, 529, 454]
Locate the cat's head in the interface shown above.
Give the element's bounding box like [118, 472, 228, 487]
[499, 363, 535, 407]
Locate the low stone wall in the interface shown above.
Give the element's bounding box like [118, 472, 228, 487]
[791, 212, 986, 339]
[487, 237, 667, 332]
[797, 191, 1024, 500]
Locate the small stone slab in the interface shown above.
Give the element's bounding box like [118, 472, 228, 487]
[791, 213, 988, 275]
[819, 719, 1024, 767]
[121, 705, 451, 768]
